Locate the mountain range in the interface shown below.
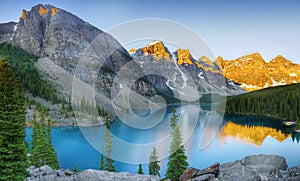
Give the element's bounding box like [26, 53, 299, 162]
[130, 42, 300, 92]
[0, 4, 299, 123]
[216, 54, 300, 91]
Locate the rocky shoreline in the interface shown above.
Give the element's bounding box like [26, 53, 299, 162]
[25, 154, 300, 181]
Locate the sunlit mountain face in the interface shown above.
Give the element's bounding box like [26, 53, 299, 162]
[215, 54, 300, 91]
[130, 41, 300, 92]
[129, 40, 219, 72]
[220, 121, 291, 146]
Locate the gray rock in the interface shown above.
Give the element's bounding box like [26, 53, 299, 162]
[253, 174, 268, 181]
[39, 165, 54, 175]
[0, 21, 17, 43]
[26, 166, 159, 181]
[188, 173, 215, 181]
[76, 169, 160, 181]
[218, 155, 289, 181]
[180, 163, 219, 181]
[288, 166, 300, 177]
[241, 154, 288, 170]
[279, 170, 290, 179]
[286, 175, 300, 181]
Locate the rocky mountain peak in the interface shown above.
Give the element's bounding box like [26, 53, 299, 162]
[140, 40, 171, 60]
[14, 4, 63, 55]
[269, 55, 292, 67]
[215, 53, 300, 91]
[199, 56, 214, 67]
[129, 41, 244, 94]
[235, 52, 265, 66]
[12, 4, 104, 66]
[128, 48, 137, 54]
[174, 48, 193, 65]
[21, 10, 26, 19]
[20, 4, 59, 21]
[11, 3, 132, 80]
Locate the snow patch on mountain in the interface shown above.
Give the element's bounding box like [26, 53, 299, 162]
[271, 77, 286, 86]
[13, 24, 18, 31]
[241, 83, 261, 89]
[148, 40, 161, 46]
[198, 72, 205, 79]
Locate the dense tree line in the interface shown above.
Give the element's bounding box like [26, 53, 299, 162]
[0, 43, 60, 103]
[0, 58, 28, 180]
[223, 84, 300, 121]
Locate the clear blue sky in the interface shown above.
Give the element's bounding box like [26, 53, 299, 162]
[0, 0, 299, 63]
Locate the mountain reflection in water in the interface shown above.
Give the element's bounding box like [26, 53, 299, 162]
[220, 121, 291, 146]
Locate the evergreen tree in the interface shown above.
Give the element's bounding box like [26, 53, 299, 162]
[100, 155, 105, 170]
[165, 145, 188, 181]
[165, 109, 189, 181]
[0, 43, 60, 104]
[30, 112, 40, 166]
[0, 57, 29, 180]
[73, 165, 78, 173]
[148, 147, 160, 177]
[170, 108, 179, 129]
[30, 112, 59, 169]
[45, 117, 59, 169]
[67, 96, 72, 112]
[137, 164, 144, 174]
[104, 116, 115, 172]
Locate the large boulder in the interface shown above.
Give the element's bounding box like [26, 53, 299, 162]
[179, 162, 219, 181]
[180, 155, 300, 181]
[218, 154, 289, 181]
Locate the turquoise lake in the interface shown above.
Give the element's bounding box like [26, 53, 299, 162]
[25, 105, 300, 176]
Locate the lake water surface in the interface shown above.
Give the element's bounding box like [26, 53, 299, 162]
[25, 105, 300, 176]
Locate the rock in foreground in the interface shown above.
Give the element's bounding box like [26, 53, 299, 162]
[180, 154, 300, 181]
[26, 155, 300, 181]
[25, 165, 160, 181]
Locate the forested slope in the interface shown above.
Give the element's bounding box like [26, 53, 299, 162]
[223, 83, 300, 121]
[0, 43, 60, 103]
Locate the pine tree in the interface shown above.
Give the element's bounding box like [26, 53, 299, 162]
[73, 165, 78, 173]
[30, 112, 41, 166]
[67, 95, 72, 112]
[100, 155, 105, 170]
[0, 57, 29, 180]
[170, 108, 178, 129]
[165, 109, 189, 181]
[166, 145, 188, 181]
[30, 113, 59, 169]
[137, 164, 144, 174]
[148, 147, 160, 177]
[45, 117, 59, 169]
[104, 116, 115, 172]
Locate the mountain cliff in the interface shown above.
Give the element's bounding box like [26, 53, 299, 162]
[0, 4, 159, 124]
[12, 4, 131, 75]
[0, 22, 17, 43]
